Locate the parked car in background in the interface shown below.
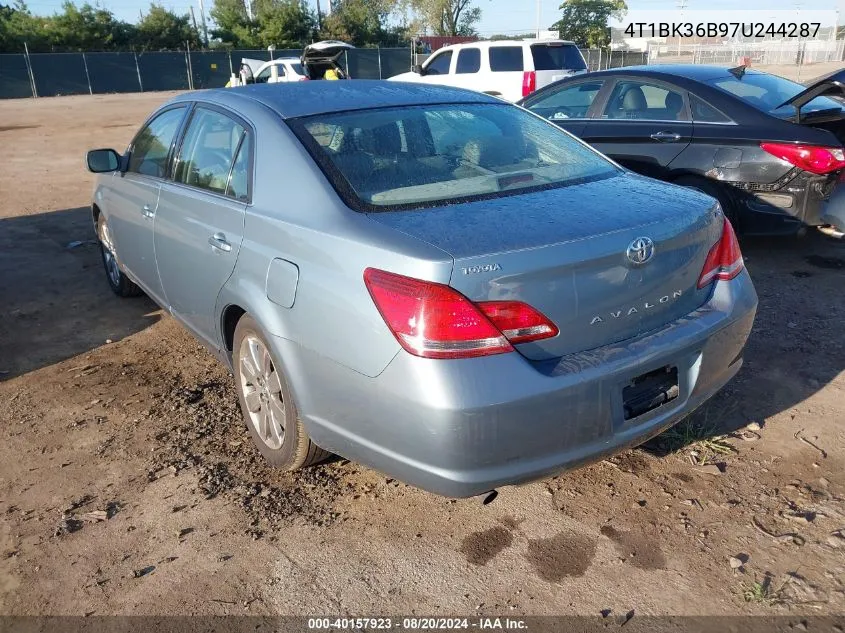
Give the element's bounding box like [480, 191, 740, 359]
[235, 57, 306, 86]
[388, 39, 587, 102]
[85, 81, 756, 497]
[518, 65, 845, 236]
[300, 40, 354, 80]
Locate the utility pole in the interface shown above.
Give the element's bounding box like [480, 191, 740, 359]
[198, 0, 209, 47]
[676, 0, 687, 56]
[316, 0, 322, 31]
[536, 0, 541, 38]
[190, 6, 199, 36]
[245, 0, 253, 20]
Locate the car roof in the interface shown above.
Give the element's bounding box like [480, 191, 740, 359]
[586, 64, 764, 81]
[173, 80, 500, 119]
[441, 39, 577, 50]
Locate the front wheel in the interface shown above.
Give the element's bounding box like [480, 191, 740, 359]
[232, 315, 330, 469]
[96, 214, 142, 297]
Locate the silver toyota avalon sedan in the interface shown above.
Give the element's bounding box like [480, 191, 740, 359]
[86, 81, 757, 497]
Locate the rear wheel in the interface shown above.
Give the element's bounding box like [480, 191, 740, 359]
[96, 214, 142, 297]
[674, 175, 739, 229]
[232, 314, 330, 469]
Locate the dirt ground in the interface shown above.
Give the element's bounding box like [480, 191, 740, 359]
[0, 91, 844, 619]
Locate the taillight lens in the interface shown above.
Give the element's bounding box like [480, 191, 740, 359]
[697, 218, 744, 288]
[363, 268, 557, 359]
[760, 142, 845, 175]
[477, 301, 558, 344]
[522, 71, 536, 97]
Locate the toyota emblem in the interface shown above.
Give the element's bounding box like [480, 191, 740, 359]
[626, 237, 655, 265]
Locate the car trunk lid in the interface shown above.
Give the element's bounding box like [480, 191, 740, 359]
[367, 174, 722, 361]
[530, 42, 588, 90]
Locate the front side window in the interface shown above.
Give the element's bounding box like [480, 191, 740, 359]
[424, 51, 452, 75]
[603, 80, 687, 121]
[456, 48, 481, 74]
[128, 107, 186, 178]
[489, 46, 524, 72]
[174, 107, 248, 197]
[524, 80, 604, 120]
[290, 103, 620, 211]
[255, 64, 284, 83]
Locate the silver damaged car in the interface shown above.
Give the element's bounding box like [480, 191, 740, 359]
[86, 81, 758, 497]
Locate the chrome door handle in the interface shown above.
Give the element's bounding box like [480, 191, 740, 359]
[141, 204, 155, 218]
[650, 131, 682, 142]
[208, 233, 232, 253]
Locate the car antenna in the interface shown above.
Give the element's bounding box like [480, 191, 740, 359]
[728, 64, 746, 79]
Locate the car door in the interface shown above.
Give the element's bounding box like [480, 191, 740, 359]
[107, 105, 188, 305]
[154, 105, 252, 348]
[453, 47, 482, 93]
[580, 77, 692, 179]
[520, 78, 609, 138]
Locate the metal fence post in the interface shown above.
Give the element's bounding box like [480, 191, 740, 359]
[185, 41, 194, 90]
[82, 53, 93, 95]
[133, 48, 144, 92]
[24, 42, 38, 98]
[377, 46, 383, 79]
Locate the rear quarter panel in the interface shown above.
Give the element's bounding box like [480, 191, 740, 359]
[215, 112, 453, 378]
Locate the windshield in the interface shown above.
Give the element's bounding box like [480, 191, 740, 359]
[290, 62, 304, 76]
[531, 44, 586, 71]
[290, 103, 619, 211]
[707, 72, 844, 118]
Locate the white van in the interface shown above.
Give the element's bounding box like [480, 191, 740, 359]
[388, 40, 588, 102]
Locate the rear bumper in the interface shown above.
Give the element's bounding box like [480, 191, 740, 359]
[821, 178, 845, 230]
[271, 272, 758, 497]
[733, 171, 838, 234]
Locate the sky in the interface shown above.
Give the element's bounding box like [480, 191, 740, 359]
[20, 0, 845, 35]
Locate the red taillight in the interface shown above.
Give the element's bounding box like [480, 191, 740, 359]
[363, 268, 557, 359]
[522, 71, 536, 97]
[477, 301, 558, 344]
[697, 218, 744, 288]
[760, 142, 845, 175]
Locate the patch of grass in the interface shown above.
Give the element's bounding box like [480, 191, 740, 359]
[741, 575, 783, 606]
[655, 406, 737, 463]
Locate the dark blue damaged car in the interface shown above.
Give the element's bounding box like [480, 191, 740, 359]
[86, 81, 757, 497]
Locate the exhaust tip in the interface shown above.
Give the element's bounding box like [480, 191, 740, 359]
[819, 224, 844, 239]
[481, 490, 498, 505]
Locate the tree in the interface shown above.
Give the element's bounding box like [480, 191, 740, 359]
[551, 0, 626, 49]
[319, 0, 394, 47]
[137, 4, 200, 50]
[45, 1, 135, 50]
[210, 0, 259, 47]
[255, 0, 315, 48]
[0, 1, 50, 52]
[410, 0, 481, 37]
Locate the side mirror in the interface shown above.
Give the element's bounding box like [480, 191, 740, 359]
[87, 148, 121, 173]
[412, 64, 423, 75]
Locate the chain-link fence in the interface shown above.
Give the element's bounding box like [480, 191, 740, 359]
[647, 40, 844, 70]
[0, 47, 414, 99]
[580, 49, 648, 71]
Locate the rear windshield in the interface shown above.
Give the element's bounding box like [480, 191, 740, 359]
[707, 72, 844, 118]
[289, 103, 619, 212]
[290, 62, 304, 75]
[531, 44, 586, 71]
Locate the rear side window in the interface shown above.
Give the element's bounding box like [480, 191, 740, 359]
[524, 81, 604, 120]
[425, 51, 452, 75]
[456, 48, 481, 74]
[690, 94, 731, 123]
[128, 107, 186, 178]
[489, 47, 524, 72]
[530, 44, 586, 71]
[174, 107, 247, 197]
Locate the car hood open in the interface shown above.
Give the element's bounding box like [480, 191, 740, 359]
[301, 40, 355, 64]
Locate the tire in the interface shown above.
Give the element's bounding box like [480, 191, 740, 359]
[232, 314, 330, 469]
[96, 214, 142, 297]
[674, 175, 739, 229]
